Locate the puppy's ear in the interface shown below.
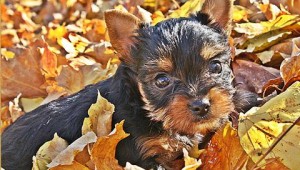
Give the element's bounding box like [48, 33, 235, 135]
[104, 10, 141, 60]
[198, 0, 233, 35]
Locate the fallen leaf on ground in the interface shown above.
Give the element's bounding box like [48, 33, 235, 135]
[47, 131, 97, 168]
[1, 39, 47, 103]
[238, 81, 300, 170]
[91, 120, 129, 170]
[201, 123, 248, 170]
[232, 59, 280, 94]
[82, 91, 114, 136]
[182, 148, 202, 170]
[33, 133, 68, 170]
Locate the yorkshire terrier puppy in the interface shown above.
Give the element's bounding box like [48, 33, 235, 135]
[2, 0, 259, 169]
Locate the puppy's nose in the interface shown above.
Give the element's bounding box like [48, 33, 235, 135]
[188, 99, 210, 117]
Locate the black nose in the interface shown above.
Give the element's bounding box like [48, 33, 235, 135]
[188, 99, 210, 117]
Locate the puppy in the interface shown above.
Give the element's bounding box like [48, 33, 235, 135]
[2, 0, 259, 169]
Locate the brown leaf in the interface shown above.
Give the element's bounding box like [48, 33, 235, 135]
[1, 106, 11, 133]
[232, 59, 280, 94]
[265, 158, 290, 170]
[281, 55, 300, 90]
[74, 146, 92, 167]
[91, 120, 129, 170]
[262, 77, 284, 97]
[1, 34, 14, 48]
[56, 63, 116, 94]
[1, 39, 47, 103]
[200, 124, 249, 170]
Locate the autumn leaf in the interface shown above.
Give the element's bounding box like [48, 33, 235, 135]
[232, 59, 280, 94]
[238, 81, 300, 170]
[49, 161, 90, 170]
[168, 0, 204, 18]
[91, 120, 129, 170]
[20, 97, 44, 112]
[33, 133, 68, 170]
[47, 26, 68, 41]
[47, 131, 97, 168]
[1, 39, 47, 103]
[39, 40, 58, 78]
[201, 124, 249, 170]
[182, 148, 202, 170]
[82, 91, 115, 137]
[56, 63, 116, 94]
[1, 48, 15, 60]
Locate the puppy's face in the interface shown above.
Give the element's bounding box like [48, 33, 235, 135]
[105, 0, 234, 136]
[133, 17, 235, 135]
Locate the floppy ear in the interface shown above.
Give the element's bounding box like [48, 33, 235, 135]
[104, 9, 141, 60]
[199, 0, 233, 35]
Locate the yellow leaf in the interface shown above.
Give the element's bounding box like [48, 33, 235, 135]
[82, 91, 114, 137]
[182, 148, 202, 170]
[233, 5, 249, 22]
[91, 120, 129, 170]
[48, 26, 67, 41]
[20, 97, 44, 112]
[1, 49, 15, 60]
[169, 0, 204, 18]
[33, 133, 68, 170]
[20, 0, 42, 7]
[237, 15, 299, 35]
[238, 82, 300, 170]
[152, 11, 166, 25]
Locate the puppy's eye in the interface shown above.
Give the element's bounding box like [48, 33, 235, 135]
[155, 74, 171, 88]
[209, 61, 222, 74]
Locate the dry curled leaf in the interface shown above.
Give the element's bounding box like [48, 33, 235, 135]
[82, 91, 115, 137]
[33, 133, 68, 170]
[47, 132, 97, 168]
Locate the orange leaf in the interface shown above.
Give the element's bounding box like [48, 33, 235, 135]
[201, 124, 249, 170]
[40, 41, 58, 78]
[1, 39, 47, 103]
[265, 158, 290, 170]
[50, 161, 90, 170]
[91, 120, 129, 170]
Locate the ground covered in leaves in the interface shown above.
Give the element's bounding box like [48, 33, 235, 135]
[1, 0, 300, 169]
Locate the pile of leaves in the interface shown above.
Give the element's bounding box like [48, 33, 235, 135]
[1, 0, 300, 169]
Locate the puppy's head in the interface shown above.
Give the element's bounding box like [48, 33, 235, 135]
[105, 0, 234, 136]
